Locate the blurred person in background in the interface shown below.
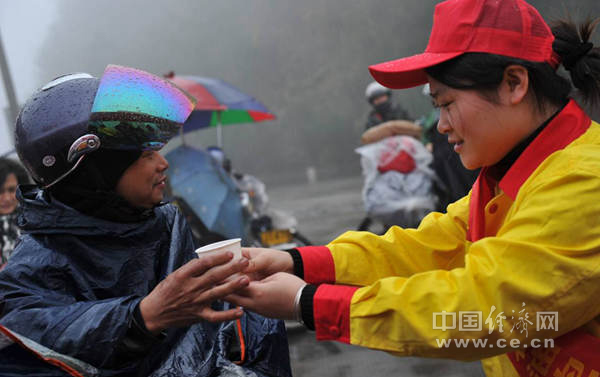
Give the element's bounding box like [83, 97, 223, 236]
[0, 66, 290, 377]
[360, 82, 426, 232]
[364, 81, 411, 130]
[0, 157, 30, 269]
[207, 145, 269, 218]
[207, 145, 233, 174]
[226, 0, 600, 376]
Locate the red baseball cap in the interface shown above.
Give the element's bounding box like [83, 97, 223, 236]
[369, 0, 560, 89]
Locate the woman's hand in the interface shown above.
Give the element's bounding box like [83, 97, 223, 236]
[242, 247, 294, 281]
[139, 252, 249, 334]
[225, 272, 306, 320]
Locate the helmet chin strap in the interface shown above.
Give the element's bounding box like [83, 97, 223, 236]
[42, 134, 102, 190]
[41, 154, 88, 190]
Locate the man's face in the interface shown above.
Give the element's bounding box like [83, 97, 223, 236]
[115, 151, 169, 209]
[372, 94, 389, 106]
[0, 174, 18, 215]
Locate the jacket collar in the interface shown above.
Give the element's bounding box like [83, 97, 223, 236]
[16, 185, 166, 237]
[498, 100, 591, 200]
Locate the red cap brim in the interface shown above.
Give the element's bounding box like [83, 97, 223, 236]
[369, 51, 464, 89]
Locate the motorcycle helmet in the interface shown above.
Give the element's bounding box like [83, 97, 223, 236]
[15, 65, 196, 189]
[206, 146, 226, 166]
[365, 81, 392, 104]
[206, 146, 233, 173]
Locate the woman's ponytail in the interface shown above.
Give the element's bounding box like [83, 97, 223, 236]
[552, 18, 600, 109]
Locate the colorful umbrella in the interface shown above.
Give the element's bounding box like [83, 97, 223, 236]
[165, 73, 275, 147]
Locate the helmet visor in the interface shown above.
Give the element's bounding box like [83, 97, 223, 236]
[89, 64, 196, 150]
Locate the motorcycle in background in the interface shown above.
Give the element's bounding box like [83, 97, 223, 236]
[166, 145, 311, 249]
[234, 173, 312, 249]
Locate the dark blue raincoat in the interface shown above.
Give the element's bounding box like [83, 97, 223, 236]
[0, 187, 291, 377]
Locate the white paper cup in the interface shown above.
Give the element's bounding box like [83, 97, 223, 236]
[194, 238, 242, 262]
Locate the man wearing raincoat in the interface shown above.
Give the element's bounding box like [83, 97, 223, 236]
[0, 66, 291, 377]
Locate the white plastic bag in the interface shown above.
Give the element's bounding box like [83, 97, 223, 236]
[355, 136, 437, 227]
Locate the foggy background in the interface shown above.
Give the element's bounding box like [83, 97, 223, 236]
[1, 0, 599, 186]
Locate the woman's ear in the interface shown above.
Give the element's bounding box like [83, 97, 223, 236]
[500, 65, 529, 105]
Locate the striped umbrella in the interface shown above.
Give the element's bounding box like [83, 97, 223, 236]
[166, 73, 275, 147]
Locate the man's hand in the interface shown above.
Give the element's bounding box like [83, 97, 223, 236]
[139, 252, 249, 334]
[225, 272, 306, 320]
[242, 247, 294, 281]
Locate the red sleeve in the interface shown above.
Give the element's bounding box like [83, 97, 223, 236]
[297, 246, 336, 284]
[313, 284, 358, 344]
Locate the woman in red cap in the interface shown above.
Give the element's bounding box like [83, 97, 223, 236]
[227, 0, 600, 376]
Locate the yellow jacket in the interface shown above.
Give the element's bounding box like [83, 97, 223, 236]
[298, 101, 600, 376]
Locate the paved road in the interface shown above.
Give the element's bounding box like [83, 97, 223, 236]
[268, 175, 366, 246]
[268, 176, 484, 377]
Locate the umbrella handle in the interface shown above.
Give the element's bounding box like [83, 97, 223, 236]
[217, 111, 222, 148]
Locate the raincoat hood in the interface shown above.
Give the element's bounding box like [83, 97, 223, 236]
[17, 185, 161, 237]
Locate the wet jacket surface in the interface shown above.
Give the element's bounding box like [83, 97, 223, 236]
[298, 101, 600, 376]
[0, 187, 291, 377]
